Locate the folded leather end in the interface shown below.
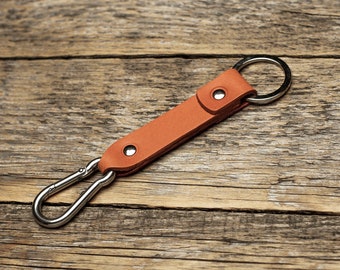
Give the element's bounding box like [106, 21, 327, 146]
[196, 69, 256, 115]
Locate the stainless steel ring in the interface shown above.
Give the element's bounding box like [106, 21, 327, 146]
[233, 55, 292, 105]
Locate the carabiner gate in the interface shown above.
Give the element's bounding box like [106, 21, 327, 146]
[32, 158, 116, 228]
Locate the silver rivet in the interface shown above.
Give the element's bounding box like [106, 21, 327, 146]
[213, 89, 226, 100]
[123, 145, 137, 156]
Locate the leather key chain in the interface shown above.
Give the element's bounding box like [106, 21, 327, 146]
[32, 55, 292, 228]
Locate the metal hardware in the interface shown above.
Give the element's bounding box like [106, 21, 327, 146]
[213, 89, 226, 100]
[123, 145, 137, 156]
[32, 158, 116, 228]
[233, 55, 292, 105]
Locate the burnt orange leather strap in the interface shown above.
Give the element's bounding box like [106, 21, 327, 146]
[98, 69, 256, 175]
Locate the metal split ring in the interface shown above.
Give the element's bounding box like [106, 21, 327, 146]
[233, 55, 292, 105]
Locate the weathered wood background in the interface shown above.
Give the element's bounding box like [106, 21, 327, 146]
[1, 0, 339, 269]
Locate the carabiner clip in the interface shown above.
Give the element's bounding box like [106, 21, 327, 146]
[32, 158, 116, 228]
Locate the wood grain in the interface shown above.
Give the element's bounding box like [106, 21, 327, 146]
[0, 0, 339, 269]
[1, 57, 339, 214]
[0, 0, 339, 57]
[1, 204, 339, 269]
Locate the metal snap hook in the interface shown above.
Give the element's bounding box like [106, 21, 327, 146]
[32, 158, 116, 228]
[233, 55, 292, 105]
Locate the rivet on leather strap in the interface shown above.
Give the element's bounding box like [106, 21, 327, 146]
[98, 69, 256, 175]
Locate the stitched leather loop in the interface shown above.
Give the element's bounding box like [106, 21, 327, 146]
[98, 69, 256, 175]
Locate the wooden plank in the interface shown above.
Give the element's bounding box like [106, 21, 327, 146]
[0, 1, 339, 268]
[1, 57, 339, 213]
[0, 204, 339, 269]
[0, 0, 338, 57]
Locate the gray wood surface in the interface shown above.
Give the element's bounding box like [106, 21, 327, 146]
[1, 204, 339, 269]
[0, 0, 338, 57]
[0, 0, 339, 269]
